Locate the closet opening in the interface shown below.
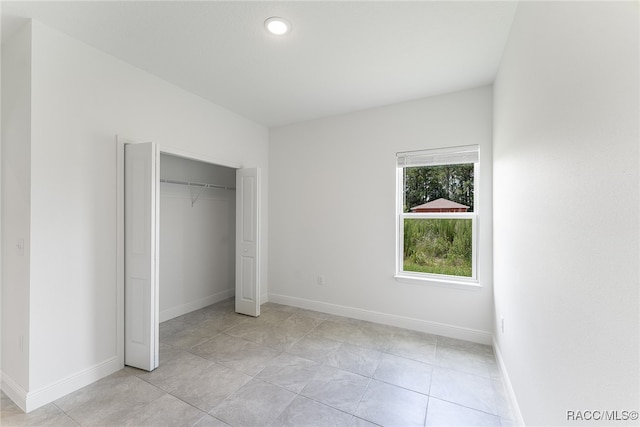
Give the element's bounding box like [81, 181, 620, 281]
[121, 139, 262, 372]
[158, 153, 237, 323]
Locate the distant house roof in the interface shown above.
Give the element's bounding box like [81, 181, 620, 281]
[410, 198, 469, 213]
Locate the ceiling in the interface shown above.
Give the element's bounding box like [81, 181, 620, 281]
[1, 1, 518, 127]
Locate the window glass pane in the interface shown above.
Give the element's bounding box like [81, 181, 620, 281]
[403, 164, 474, 213]
[403, 218, 473, 277]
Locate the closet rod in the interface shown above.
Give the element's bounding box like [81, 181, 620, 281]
[160, 178, 236, 191]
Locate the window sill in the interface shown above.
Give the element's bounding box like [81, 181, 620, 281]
[394, 273, 482, 290]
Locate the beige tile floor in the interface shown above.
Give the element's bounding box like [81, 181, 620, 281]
[1, 299, 516, 426]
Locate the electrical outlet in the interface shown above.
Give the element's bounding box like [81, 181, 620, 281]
[317, 275, 325, 286]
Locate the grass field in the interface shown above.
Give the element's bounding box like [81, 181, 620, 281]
[403, 218, 472, 277]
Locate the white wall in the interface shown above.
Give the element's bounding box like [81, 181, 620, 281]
[2, 20, 268, 411]
[159, 155, 236, 321]
[493, 2, 639, 425]
[160, 153, 235, 188]
[1, 21, 32, 397]
[269, 86, 494, 343]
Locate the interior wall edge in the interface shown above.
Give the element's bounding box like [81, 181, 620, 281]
[492, 337, 525, 426]
[268, 293, 493, 345]
[1, 16, 32, 395]
[1, 370, 28, 412]
[6, 356, 120, 414]
[159, 288, 234, 323]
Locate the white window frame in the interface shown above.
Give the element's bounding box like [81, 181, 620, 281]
[395, 145, 480, 286]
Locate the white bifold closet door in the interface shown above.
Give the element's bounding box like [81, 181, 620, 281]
[235, 168, 261, 317]
[124, 142, 261, 371]
[124, 142, 159, 371]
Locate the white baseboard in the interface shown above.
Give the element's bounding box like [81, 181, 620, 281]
[1, 371, 28, 412]
[493, 338, 526, 426]
[268, 293, 493, 345]
[2, 356, 122, 413]
[159, 288, 234, 322]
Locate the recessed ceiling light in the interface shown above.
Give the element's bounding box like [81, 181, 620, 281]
[265, 17, 291, 35]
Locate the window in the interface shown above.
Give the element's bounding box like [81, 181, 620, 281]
[396, 145, 479, 282]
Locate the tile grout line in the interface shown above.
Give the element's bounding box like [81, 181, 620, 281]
[50, 401, 81, 426]
[192, 310, 327, 426]
[256, 316, 347, 424]
[56, 300, 504, 427]
[426, 395, 504, 419]
[264, 314, 436, 425]
[134, 373, 215, 423]
[256, 314, 383, 425]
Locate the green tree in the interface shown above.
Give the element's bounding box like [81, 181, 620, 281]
[403, 164, 474, 212]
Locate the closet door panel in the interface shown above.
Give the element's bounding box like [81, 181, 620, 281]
[235, 168, 260, 317]
[124, 142, 159, 371]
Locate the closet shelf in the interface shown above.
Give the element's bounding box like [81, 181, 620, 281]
[160, 178, 235, 207]
[160, 178, 236, 191]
